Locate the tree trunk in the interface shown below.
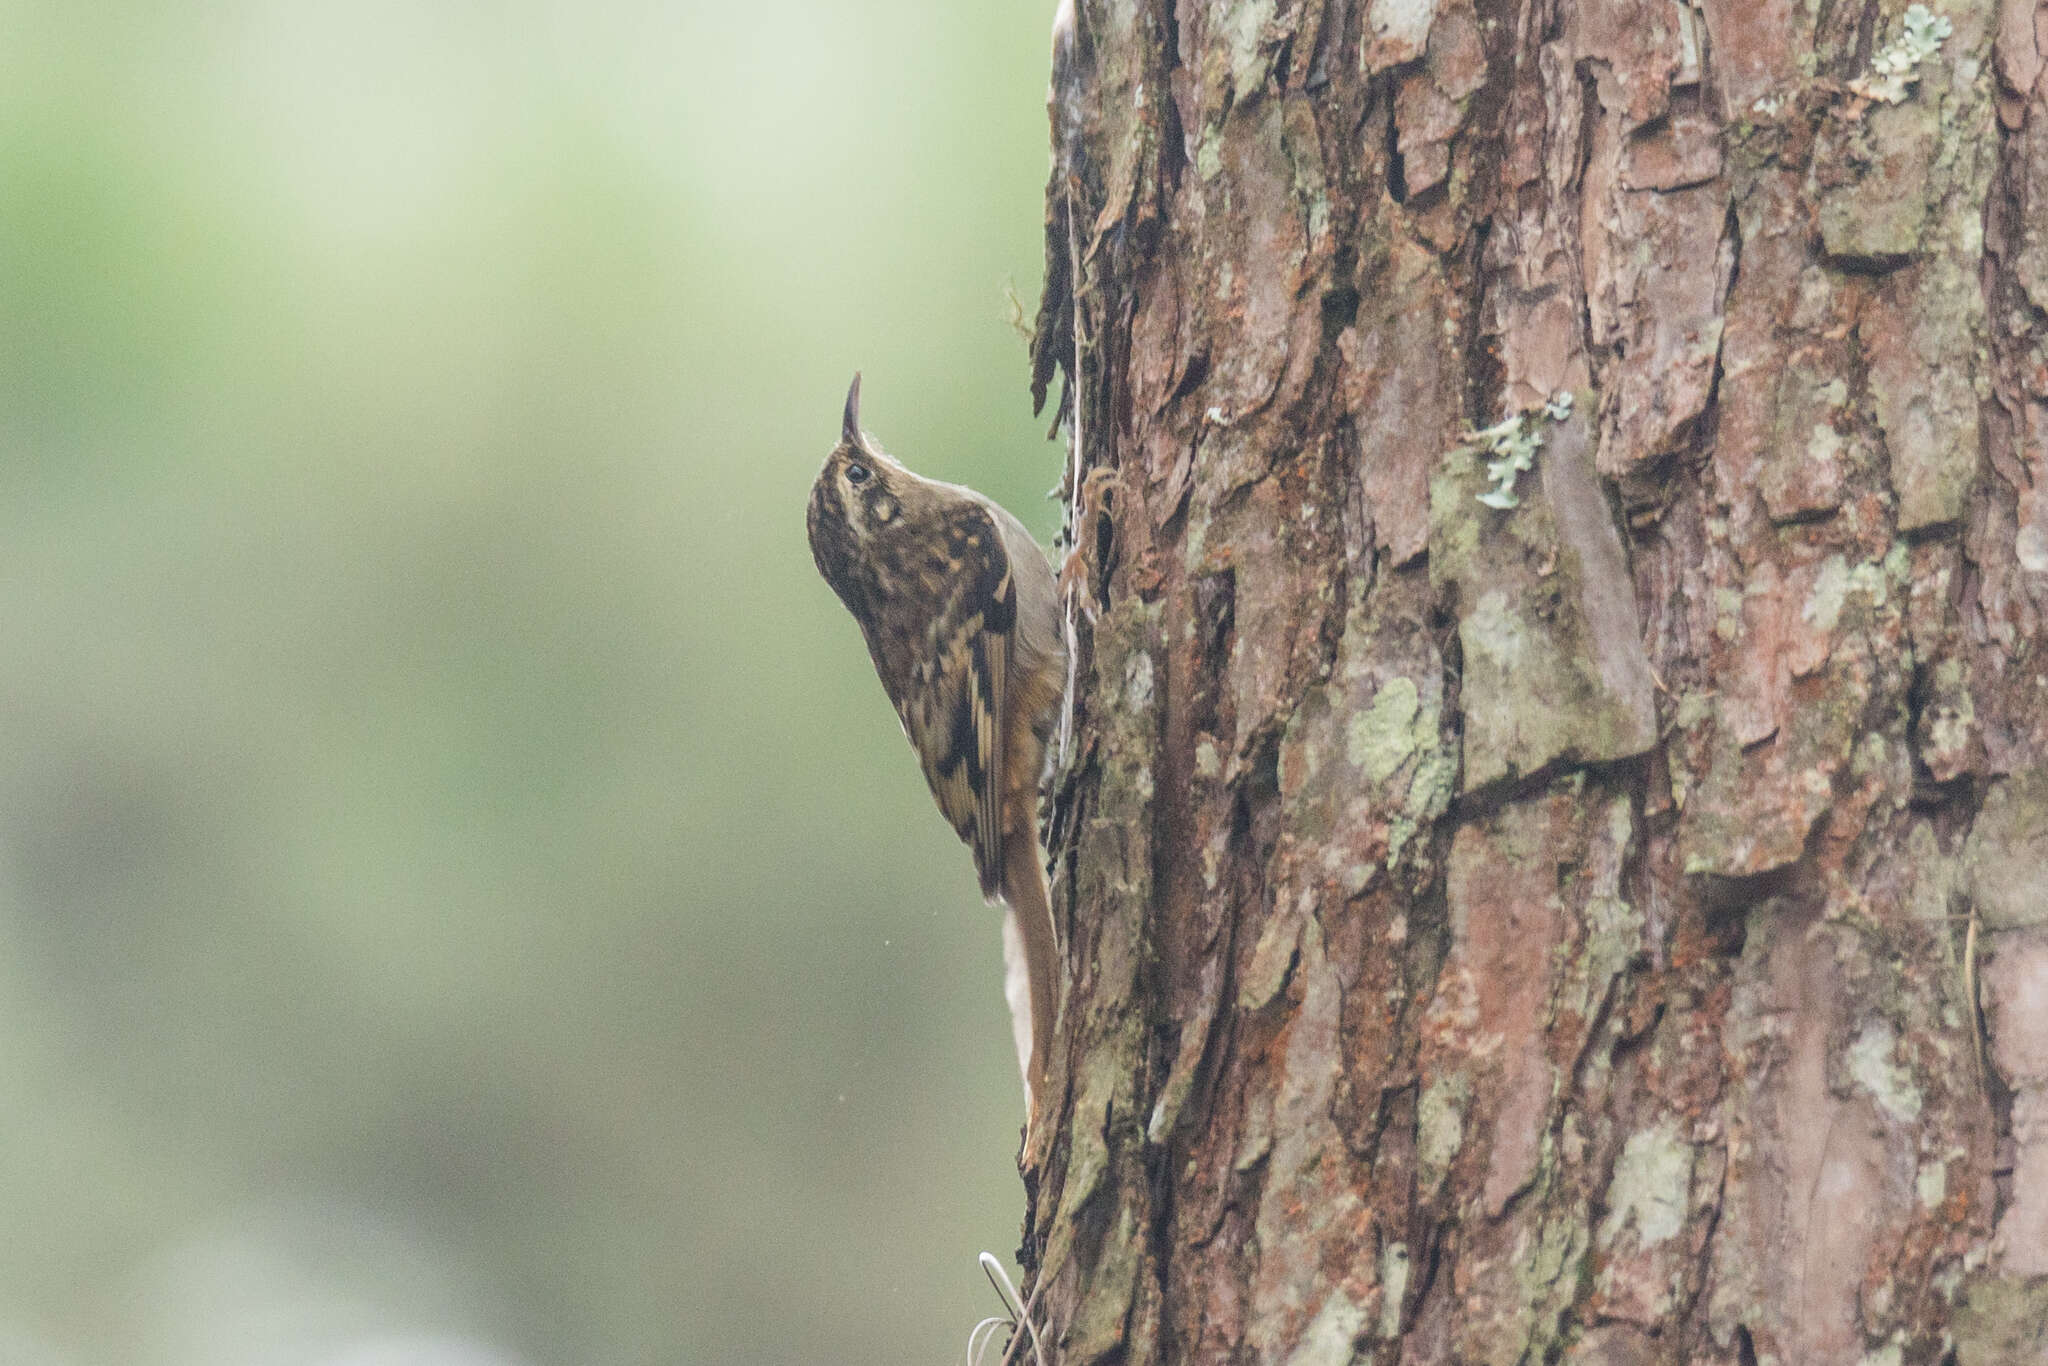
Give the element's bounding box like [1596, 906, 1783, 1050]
[1021, 1, 2048, 1362]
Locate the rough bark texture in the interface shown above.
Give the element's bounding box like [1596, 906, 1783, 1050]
[1022, 2, 2048, 1362]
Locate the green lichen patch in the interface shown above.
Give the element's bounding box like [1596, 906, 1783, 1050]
[1902, 820, 1962, 924]
[1448, 578, 1650, 791]
[1848, 1020, 1925, 1123]
[1598, 1122, 1695, 1251]
[1086, 601, 1165, 826]
[1277, 575, 1453, 890]
[1063, 1204, 1145, 1362]
[1953, 1276, 2048, 1366]
[1456, 1214, 1589, 1366]
[1848, 5, 1953, 104]
[1962, 768, 2048, 929]
[1417, 1070, 1470, 1194]
[1378, 1242, 1410, 1340]
[1218, 0, 1280, 99]
[1760, 363, 1853, 522]
[1874, 351, 1979, 532]
[1803, 552, 1895, 638]
[1916, 657, 1978, 781]
[1458, 391, 1573, 510]
[1816, 95, 1940, 266]
[1429, 410, 1656, 792]
[1575, 888, 1646, 1027]
[1348, 676, 1424, 781]
[1283, 1289, 1371, 1366]
[1042, 1047, 1120, 1282]
[1916, 1156, 1948, 1209]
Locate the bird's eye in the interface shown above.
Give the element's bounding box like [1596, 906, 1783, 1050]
[845, 461, 871, 485]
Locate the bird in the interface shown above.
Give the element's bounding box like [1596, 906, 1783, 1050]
[806, 374, 1067, 1125]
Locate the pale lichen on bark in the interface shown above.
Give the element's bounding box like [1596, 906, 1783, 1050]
[1430, 412, 1658, 791]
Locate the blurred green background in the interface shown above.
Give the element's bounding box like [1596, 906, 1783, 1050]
[0, 4, 1062, 1363]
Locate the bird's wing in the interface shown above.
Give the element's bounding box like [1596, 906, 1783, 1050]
[893, 501, 1014, 900]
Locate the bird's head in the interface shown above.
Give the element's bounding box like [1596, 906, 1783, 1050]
[806, 373, 920, 611]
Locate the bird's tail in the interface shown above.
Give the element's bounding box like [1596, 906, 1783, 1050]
[1000, 836, 1061, 1123]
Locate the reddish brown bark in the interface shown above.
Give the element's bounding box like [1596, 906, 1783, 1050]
[1021, 2, 2048, 1363]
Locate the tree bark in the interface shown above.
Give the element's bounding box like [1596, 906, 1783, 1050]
[1021, 1, 2048, 1362]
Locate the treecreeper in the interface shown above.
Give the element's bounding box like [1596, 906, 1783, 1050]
[805, 374, 1067, 1138]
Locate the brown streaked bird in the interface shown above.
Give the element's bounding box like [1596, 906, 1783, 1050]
[806, 374, 1067, 1125]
